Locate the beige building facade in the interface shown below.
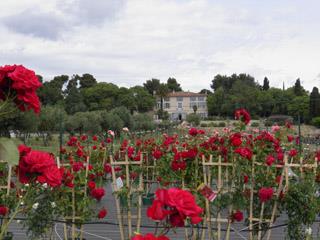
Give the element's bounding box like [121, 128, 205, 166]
[156, 92, 208, 121]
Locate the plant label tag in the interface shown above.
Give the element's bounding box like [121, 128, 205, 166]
[116, 177, 124, 189]
[197, 183, 216, 202]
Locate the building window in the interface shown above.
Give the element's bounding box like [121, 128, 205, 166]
[190, 103, 197, 108]
[177, 97, 183, 102]
[198, 102, 206, 109]
[164, 97, 170, 102]
[190, 97, 197, 101]
[178, 102, 182, 109]
[165, 103, 170, 109]
[198, 97, 205, 101]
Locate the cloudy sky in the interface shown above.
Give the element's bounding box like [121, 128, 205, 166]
[0, 0, 319, 91]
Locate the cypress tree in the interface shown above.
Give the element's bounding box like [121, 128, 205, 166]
[262, 77, 270, 91]
[310, 87, 320, 118]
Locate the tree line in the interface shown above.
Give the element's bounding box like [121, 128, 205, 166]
[207, 74, 320, 124]
[0, 74, 182, 139]
[1, 72, 320, 140]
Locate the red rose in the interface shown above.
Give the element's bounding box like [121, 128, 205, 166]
[169, 212, 185, 227]
[234, 108, 251, 125]
[277, 151, 284, 162]
[147, 200, 169, 221]
[258, 187, 273, 202]
[72, 162, 84, 172]
[128, 146, 135, 159]
[0, 205, 8, 216]
[131, 234, 170, 240]
[167, 188, 203, 221]
[67, 136, 78, 146]
[316, 151, 320, 162]
[88, 181, 96, 190]
[152, 149, 162, 160]
[98, 208, 107, 218]
[230, 133, 242, 147]
[189, 128, 198, 136]
[266, 155, 275, 166]
[234, 147, 253, 160]
[80, 135, 88, 141]
[289, 149, 298, 157]
[104, 164, 112, 173]
[0, 65, 42, 113]
[232, 210, 243, 222]
[18, 145, 61, 186]
[42, 165, 62, 187]
[287, 135, 294, 142]
[243, 175, 249, 184]
[91, 188, 105, 201]
[92, 135, 98, 141]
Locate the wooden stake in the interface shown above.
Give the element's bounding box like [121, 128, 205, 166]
[249, 156, 255, 240]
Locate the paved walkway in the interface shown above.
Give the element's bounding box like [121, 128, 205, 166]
[7, 183, 320, 239]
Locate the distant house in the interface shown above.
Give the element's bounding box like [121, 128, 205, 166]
[156, 91, 208, 121]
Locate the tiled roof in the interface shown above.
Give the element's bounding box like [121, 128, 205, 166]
[167, 91, 207, 97]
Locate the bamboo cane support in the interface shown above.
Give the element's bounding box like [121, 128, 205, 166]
[110, 155, 125, 240]
[249, 156, 255, 240]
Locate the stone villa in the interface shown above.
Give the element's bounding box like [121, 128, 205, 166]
[156, 91, 208, 121]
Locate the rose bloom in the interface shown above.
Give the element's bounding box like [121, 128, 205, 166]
[243, 175, 249, 184]
[147, 199, 169, 221]
[189, 128, 198, 136]
[166, 188, 203, 224]
[271, 125, 280, 132]
[107, 130, 115, 137]
[266, 155, 275, 166]
[230, 133, 242, 147]
[234, 108, 251, 125]
[232, 210, 243, 222]
[104, 163, 112, 174]
[316, 151, 320, 162]
[80, 135, 88, 141]
[88, 181, 96, 190]
[0, 64, 42, 113]
[0, 205, 8, 216]
[152, 149, 162, 160]
[287, 135, 294, 142]
[98, 208, 107, 219]
[258, 187, 274, 202]
[91, 188, 105, 201]
[131, 233, 170, 240]
[289, 149, 298, 157]
[18, 145, 62, 187]
[234, 147, 253, 160]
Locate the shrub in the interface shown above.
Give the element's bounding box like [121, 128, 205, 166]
[111, 107, 133, 129]
[200, 123, 208, 127]
[208, 122, 218, 127]
[311, 117, 320, 128]
[218, 122, 226, 127]
[133, 113, 156, 131]
[100, 112, 124, 133]
[158, 120, 173, 130]
[186, 113, 200, 126]
[251, 122, 260, 127]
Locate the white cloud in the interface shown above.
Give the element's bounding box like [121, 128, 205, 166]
[0, 0, 319, 92]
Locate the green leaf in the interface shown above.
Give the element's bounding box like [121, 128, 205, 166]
[0, 137, 19, 165]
